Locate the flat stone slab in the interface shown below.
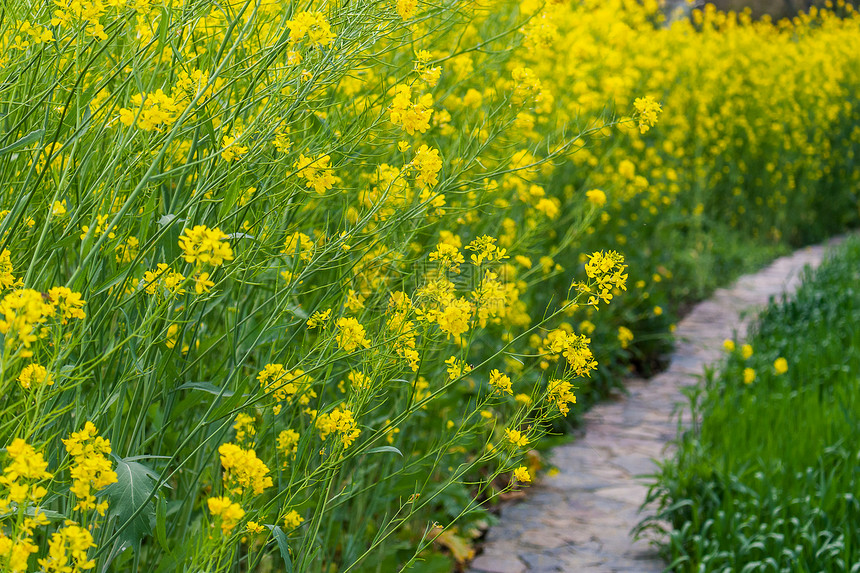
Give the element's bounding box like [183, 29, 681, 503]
[468, 238, 843, 573]
[470, 555, 526, 573]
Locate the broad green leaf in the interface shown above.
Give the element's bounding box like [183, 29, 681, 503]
[102, 456, 160, 546]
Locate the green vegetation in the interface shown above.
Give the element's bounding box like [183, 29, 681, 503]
[641, 237, 860, 572]
[1, 0, 859, 570]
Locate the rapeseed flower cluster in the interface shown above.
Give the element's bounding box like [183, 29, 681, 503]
[1, 425, 114, 572]
[218, 443, 273, 496]
[179, 225, 234, 267]
[315, 407, 361, 449]
[38, 524, 97, 573]
[63, 422, 117, 515]
[207, 496, 245, 535]
[580, 251, 628, 307]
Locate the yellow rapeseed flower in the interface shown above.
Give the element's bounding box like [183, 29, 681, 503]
[774, 357, 788, 375]
[513, 466, 531, 483]
[178, 225, 234, 267]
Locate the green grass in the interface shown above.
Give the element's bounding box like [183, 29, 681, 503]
[639, 237, 860, 573]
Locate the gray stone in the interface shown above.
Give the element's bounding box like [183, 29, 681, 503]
[518, 552, 567, 571]
[610, 453, 658, 477]
[469, 555, 525, 573]
[519, 529, 567, 549]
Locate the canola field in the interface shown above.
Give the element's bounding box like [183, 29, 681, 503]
[1, 0, 859, 571]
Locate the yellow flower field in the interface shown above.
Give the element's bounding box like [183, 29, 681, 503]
[0, 0, 858, 570]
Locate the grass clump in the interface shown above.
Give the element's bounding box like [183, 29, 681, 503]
[640, 237, 860, 572]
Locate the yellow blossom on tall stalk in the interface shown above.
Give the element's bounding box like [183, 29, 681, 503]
[488, 369, 512, 395]
[513, 466, 531, 483]
[436, 297, 472, 339]
[142, 264, 185, 297]
[445, 356, 470, 380]
[178, 225, 233, 267]
[396, 0, 418, 19]
[346, 370, 372, 391]
[246, 521, 265, 534]
[466, 236, 507, 266]
[0, 289, 55, 357]
[233, 414, 256, 445]
[277, 429, 300, 465]
[430, 243, 464, 272]
[316, 406, 360, 448]
[119, 90, 182, 132]
[307, 309, 332, 329]
[194, 272, 214, 294]
[633, 96, 662, 133]
[51, 200, 67, 218]
[48, 287, 86, 324]
[0, 438, 53, 506]
[207, 496, 245, 534]
[579, 251, 628, 307]
[774, 357, 788, 375]
[220, 135, 248, 162]
[79, 214, 115, 241]
[411, 145, 443, 188]
[336, 317, 371, 352]
[18, 363, 54, 389]
[218, 443, 273, 495]
[62, 422, 117, 515]
[37, 523, 96, 573]
[586, 189, 606, 207]
[114, 236, 139, 264]
[472, 271, 507, 327]
[257, 364, 306, 414]
[505, 428, 529, 448]
[391, 85, 434, 135]
[617, 326, 634, 349]
[564, 333, 597, 377]
[286, 11, 335, 46]
[282, 231, 315, 261]
[547, 378, 576, 416]
[414, 50, 442, 87]
[283, 509, 304, 529]
[164, 324, 180, 349]
[294, 154, 339, 194]
[0, 533, 38, 572]
[0, 249, 20, 289]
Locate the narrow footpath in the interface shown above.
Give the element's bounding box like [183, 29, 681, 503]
[468, 239, 843, 573]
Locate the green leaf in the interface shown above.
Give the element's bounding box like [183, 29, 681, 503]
[271, 526, 293, 572]
[0, 128, 45, 156]
[156, 6, 170, 50]
[155, 496, 169, 550]
[175, 381, 237, 397]
[103, 457, 160, 547]
[366, 446, 403, 457]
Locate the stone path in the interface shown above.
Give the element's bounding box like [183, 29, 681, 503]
[468, 239, 844, 573]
